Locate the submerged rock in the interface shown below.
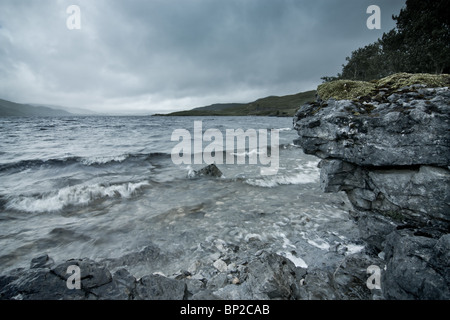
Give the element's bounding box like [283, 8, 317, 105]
[194, 164, 223, 178]
[30, 254, 54, 269]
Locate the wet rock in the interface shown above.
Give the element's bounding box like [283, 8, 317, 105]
[52, 258, 112, 290]
[319, 158, 450, 234]
[90, 268, 136, 300]
[183, 278, 206, 297]
[102, 244, 162, 270]
[319, 159, 364, 192]
[194, 164, 223, 178]
[0, 257, 138, 300]
[187, 260, 202, 274]
[207, 273, 228, 291]
[244, 252, 300, 300]
[135, 274, 187, 300]
[294, 269, 339, 300]
[231, 277, 240, 285]
[382, 230, 450, 300]
[293, 78, 450, 299]
[294, 87, 450, 167]
[293, 252, 384, 300]
[212, 259, 228, 273]
[351, 210, 397, 252]
[0, 268, 85, 300]
[30, 254, 54, 269]
[0, 245, 382, 300]
[213, 283, 254, 300]
[190, 289, 221, 300]
[0, 272, 22, 297]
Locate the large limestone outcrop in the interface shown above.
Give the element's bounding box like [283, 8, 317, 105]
[293, 73, 450, 299]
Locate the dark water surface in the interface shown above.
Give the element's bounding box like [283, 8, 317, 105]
[0, 116, 363, 277]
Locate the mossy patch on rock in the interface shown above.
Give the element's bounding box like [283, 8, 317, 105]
[376, 72, 450, 90]
[382, 210, 405, 222]
[317, 80, 376, 101]
[317, 73, 450, 101]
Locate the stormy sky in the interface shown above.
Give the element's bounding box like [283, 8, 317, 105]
[0, 0, 406, 114]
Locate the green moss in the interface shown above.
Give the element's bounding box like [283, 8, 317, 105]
[317, 80, 375, 101]
[363, 104, 376, 113]
[376, 72, 450, 90]
[382, 210, 405, 222]
[317, 73, 450, 101]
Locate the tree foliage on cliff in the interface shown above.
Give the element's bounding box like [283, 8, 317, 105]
[323, 0, 450, 82]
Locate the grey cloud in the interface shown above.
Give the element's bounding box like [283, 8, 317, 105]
[0, 0, 406, 113]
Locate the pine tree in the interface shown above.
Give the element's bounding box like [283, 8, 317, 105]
[322, 0, 450, 82]
[392, 0, 450, 74]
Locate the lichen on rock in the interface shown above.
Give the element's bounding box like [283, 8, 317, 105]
[317, 80, 376, 101]
[375, 72, 450, 90]
[317, 72, 450, 101]
[294, 72, 450, 300]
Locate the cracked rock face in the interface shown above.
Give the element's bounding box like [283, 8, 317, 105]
[382, 230, 450, 300]
[294, 87, 450, 167]
[0, 254, 186, 300]
[293, 86, 450, 235]
[293, 85, 450, 299]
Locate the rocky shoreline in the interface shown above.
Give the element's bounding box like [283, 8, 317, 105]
[0, 236, 384, 300]
[1, 73, 449, 300]
[293, 74, 449, 299]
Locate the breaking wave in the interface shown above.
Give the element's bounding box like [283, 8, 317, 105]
[244, 171, 318, 187]
[5, 181, 150, 213]
[244, 161, 319, 187]
[0, 152, 171, 172]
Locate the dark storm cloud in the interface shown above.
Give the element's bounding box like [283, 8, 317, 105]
[0, 0, 406, 113]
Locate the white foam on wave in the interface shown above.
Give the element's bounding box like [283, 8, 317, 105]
[6, 181, 149, 213]
[307, 239, 331, 251]
[345, 244, 365, 255]
[282, 251, 308, 268]
[186, 165, 196, 178]
[244, 160, 320, 188]
[230, 149, 265, 157]
[245, 171, 318, 188]
[80, 154, 129, 165]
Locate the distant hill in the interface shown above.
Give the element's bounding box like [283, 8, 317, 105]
[29, 103, 98, 116]
[0, 98, 74, 117]
[159, 90, 317, 117]
[193, 103, 247, 112]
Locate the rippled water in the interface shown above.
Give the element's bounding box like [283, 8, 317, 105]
[0, 116, 363, 277]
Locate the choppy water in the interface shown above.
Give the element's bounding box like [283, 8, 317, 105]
[0, 116, 363, 277]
